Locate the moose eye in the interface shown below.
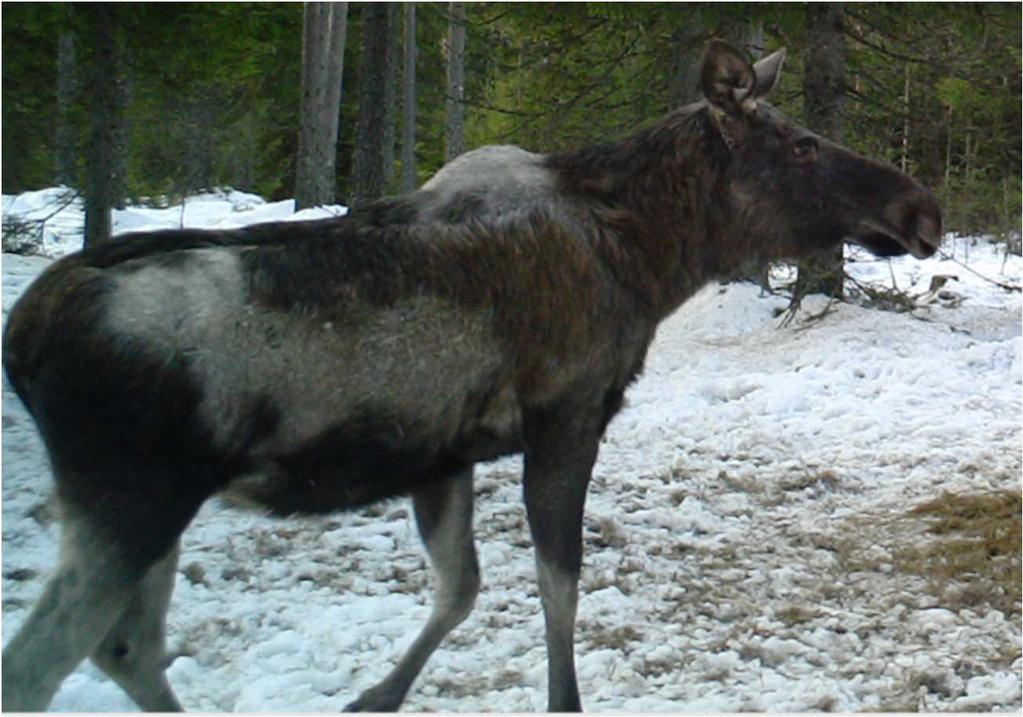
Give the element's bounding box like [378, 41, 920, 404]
[792, 137, 819, 164]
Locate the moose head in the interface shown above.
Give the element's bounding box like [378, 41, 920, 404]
[701, 39, 942, 263]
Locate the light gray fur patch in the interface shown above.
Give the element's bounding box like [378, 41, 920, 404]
[419, 145, 555, 221]
[199, 295, 513, 455]
[104, 248, 248, 356]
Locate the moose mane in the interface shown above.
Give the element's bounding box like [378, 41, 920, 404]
[545, 103, 725, 200]
[544, 103, 743, 315]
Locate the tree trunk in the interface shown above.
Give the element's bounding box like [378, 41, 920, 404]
[182, 86, 218, 197]
[82, 4, 127, 247]
[444, 1, 466, 163]
[944, 105, 953, 191]
[235, 104, 256, 190]
[400, 2, 418, 192]
[349, 3, 394, 208]
[794, 2, 846, 299]
[112, 49, 131, 210]
[55, 15, 77, 188]
[726, 20, 764, 60]
[295, 2, 348, 210]
[901, 62, 911, 173]
[667, 12, 705, 108]
[381, 3, 399, 191]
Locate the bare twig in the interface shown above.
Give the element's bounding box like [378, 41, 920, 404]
[789, 297, 841, 331]
[936, 247, 1021, 293]
[844, 273, 919, 313]
[33, 189, 82, 224]
[2, 189, 82, 256]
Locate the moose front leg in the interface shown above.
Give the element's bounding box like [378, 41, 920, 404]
[522, 407, 602, 713]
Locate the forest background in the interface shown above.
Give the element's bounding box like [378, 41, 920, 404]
[2, 2, 1020, 246]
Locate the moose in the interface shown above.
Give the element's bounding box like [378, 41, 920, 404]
[2, 40, 940, 712]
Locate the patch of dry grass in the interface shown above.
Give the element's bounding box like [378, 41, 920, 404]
[774, 603, 825, 627]
[898, 489, 1022, 616]
[830, 489, 1021, 618]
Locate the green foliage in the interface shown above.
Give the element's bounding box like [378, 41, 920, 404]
[2, 3, 62, 192]
[1, 2, 1018, 237]
[935, 77, 974, 114]
[2, 2, 301, 200]
[840, 3, 1020, 237]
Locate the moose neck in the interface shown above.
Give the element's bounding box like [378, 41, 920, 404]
[546, 105, 754, 319]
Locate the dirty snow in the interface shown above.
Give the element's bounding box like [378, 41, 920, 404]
[2, 188, 1021, 712]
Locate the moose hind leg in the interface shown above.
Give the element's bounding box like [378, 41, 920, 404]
[2, 516, 163, 712]
[90, 542, 183, 711]
[345, 467, 480, 712]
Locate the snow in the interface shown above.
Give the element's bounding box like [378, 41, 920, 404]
[2, 189, 1021, 712]
[1, 186, 346, 258]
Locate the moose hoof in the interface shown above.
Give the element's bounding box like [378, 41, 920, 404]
[343, 687, 404, 713]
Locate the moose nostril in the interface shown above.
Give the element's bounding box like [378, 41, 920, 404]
[904, 193, 943, 247]
[917, 211, 940, 245]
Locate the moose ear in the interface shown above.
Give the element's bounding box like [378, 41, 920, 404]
[700, 39, 756, 116]
[752, 48, 786, 98]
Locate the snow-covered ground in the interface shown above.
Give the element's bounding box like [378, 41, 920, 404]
[2, 188, 1021, 712]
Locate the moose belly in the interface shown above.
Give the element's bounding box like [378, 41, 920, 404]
[221, 423, 464, 515]
[220, 395, 523, 516]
